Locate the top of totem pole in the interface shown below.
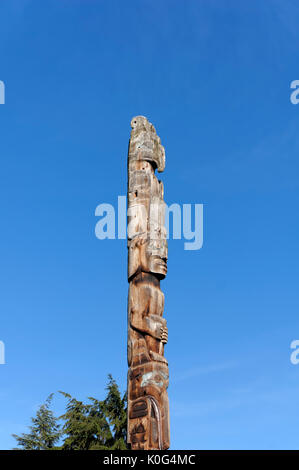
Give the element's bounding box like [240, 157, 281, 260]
[129, 116, 165, 173]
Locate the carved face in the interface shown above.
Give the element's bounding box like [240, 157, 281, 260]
[128, 235, 168, 280]
[128, 183, 167, 280]
[146, 237, 168, 277]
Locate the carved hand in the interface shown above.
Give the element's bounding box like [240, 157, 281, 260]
[160, 325, 168, 344]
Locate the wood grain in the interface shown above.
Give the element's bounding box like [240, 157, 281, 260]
[127, 116, 170, 450]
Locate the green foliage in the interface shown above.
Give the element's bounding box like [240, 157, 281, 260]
[12, 394, 61, 450]
[12, 376, 128, 450]
[59, 392, 112, 450]
[101, 374, 127, 449]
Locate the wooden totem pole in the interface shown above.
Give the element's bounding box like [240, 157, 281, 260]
[127, 116, 170, 450]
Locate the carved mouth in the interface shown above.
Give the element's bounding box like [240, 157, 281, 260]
[158, 259, 167, 269]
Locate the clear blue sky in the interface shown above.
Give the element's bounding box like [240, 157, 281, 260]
[0, 0, 299, 450]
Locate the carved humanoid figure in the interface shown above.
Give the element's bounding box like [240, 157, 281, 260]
[127, 116, 170, 450]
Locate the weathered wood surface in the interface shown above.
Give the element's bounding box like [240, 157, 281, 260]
[127, 116, 170, 450]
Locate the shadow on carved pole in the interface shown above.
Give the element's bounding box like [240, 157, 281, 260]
[127, 116, 170, 450]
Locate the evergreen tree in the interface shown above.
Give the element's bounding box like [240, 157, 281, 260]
[59, 376, 128, 450]
[59, 392, 113, 450]
[101, 374, 127, 449]
[12, 394, 61, 450]
[12, 376, 128, 450]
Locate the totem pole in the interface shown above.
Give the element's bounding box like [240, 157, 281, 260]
[127, 116, 170, 450]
